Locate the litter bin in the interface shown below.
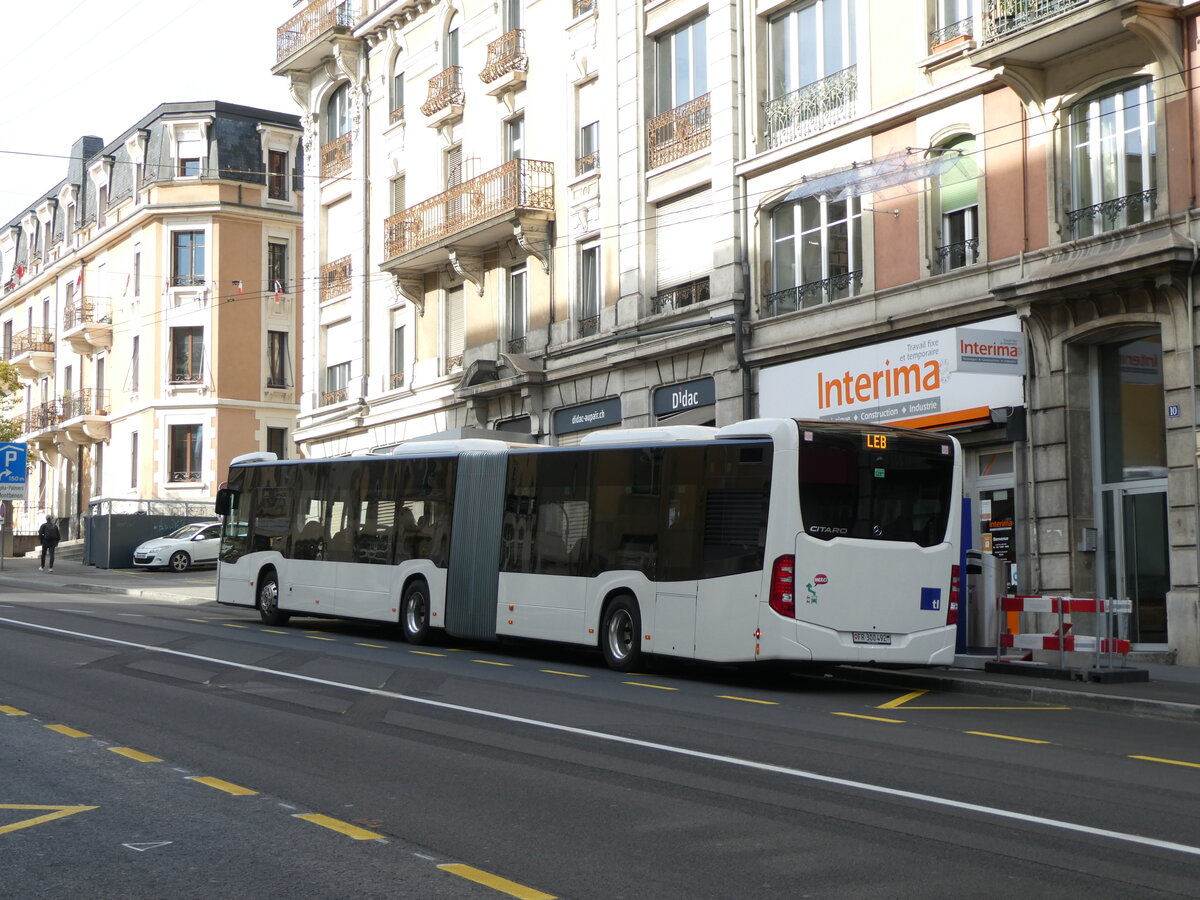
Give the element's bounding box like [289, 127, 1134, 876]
[965, 549, 1000, 649]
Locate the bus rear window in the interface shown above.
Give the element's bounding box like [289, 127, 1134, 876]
[797, 429, 953, 547]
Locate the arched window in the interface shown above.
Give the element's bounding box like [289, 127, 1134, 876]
[323, 82, 351, 144]
[445, 18, 460, 68]
[934, 134, 978, 273]
[1068, 79, 1156, 239]
[390, 57, 405, 124]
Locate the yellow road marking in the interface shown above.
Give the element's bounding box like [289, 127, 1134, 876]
[223, 624, 248, 629]
[185, 618, 208, 623]
[356, 643, 388, 649]
[1129, 755, 1200, 769]
[294, 813, 384, 840]
[188, 776, 257, 796]
[262, 629, 288, 635]
[410, 650, 445, 657]
[0, 805, 97, 835]
[623, 682, 677, 691]
[716, 695, 779, 705]
[879, 689, 1069, 711]
[45, 724, 89, 738]
[306, 636, 335, 642]
[438, 864, 557, 900]
[833, 712, 905, 723]
[0, 705, 28, 716]
[965, 731, 1051, 744]
[540, 670, 588, 678]
[109, 747, 162, 763]
[878, 690, 928, 709]
[473, 659, 513, 667]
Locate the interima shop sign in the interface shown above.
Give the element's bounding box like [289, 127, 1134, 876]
[759, 315, 1025, 427]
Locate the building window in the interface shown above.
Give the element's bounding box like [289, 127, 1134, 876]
[390, 175, 406, 216]
[655, 18, 707, 114]
[267, 426, 288, 459]
[506, 115, 524, 162]
[507, 264, 527, 352]
[390, 64, 405, 124]
[578, 120, 599, 175]
[445, 285, 465, 371]
[931, 0, 973, 49]
[171, 230, 205, 287]
[178, 157, 201, 177]
[505, 0, 522, 31]
[268, 241, 287, 293]
[323, 83, 351, 143]
[267, 149, 289, 200]
[169, 424, 203, 482]
[129, 336, 140, 392]
[934, 135, 979, 273]
[766, 194, 862, 316]
[577, 241, 599, 337]
[323, 361, 350, 405]
[174, 125, 206, 178]
[765, 0, 858, 149]
[170, 327, 204, 383]
[130, 431, 138, 488]
[1068, 79, 1157, 239]
[267, 331, 290, 388]
[133, 250, 141, 297]
[390, 324, 405, 389]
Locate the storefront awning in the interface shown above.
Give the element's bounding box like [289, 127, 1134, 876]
[782, 148, 963, 203]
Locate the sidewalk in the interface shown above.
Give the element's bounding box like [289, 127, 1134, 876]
[2, 547, 1198, 722]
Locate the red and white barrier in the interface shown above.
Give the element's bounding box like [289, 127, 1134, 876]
[996, 594, 1133, 662]
[1001, 595, 1132, 615]
[999, 633, 1132, 654]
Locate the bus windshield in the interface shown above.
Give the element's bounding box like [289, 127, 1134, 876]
[797, 427, 954, 547]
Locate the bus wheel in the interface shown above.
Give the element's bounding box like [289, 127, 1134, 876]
[402, 580, 431, 644]
[258, 572, 290, 626]
[601, 595, 642, 672]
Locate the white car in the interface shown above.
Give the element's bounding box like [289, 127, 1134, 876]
[132, 522, 222, 572]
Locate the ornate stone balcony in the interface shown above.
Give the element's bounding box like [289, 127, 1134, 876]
[320, 133, 352, 180]
[382, 159, 554, 271]
[763, 68, 857, 151]
[970, 1, 1146, 73]
[321, 255, 352, 302]
[480, 29, 528, 96]
[8, 328, 55, 380]
[59, 388, 110, 444]
[648, 94, 710, 170]
[274, 0, 358, 72]
[62, 295, 112, 355]
[421, 66, 465, 126]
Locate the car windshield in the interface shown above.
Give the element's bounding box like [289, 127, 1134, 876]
[166, 524, 204, 540]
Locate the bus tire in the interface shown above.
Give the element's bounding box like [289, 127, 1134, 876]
[401, 580, 432, 644]
[601, 594, 642, 672]
[258, 571, 290, 626]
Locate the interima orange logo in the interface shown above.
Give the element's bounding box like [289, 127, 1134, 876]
[816, 360, 941, 410]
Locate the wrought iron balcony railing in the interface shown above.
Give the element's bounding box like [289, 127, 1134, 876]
[320, 133, 352, 180]
[321, 388, 349, 406]
[390, 106, 405, 126]
[384, 158, 555, 260]
[421, 67, 465, 117]
[11, 328, 55, 356]
[60, 389, 110, 420]
[507, 336, 527, 355]
[651, 278, 710, 314]
[760, 270, 863, 319]
[63, 296, 111, 330]
[170, 470, 203, 483]
[480, 29, 528, 84]
[575, 152, 599, 176]
[321, 255, 352, 302]
[390, 372, 405, 390]
[573, 0, 595, 16]
[171, 274, 206, 288]
[576, 315, 599, 339]
[930, 16, 974, 50]
[648, 93, 711, 170]
[26, 401, 60, 432]
[935, 238, 980, 273]
[276, 0, 357, 63]
[1067, 188, 1157, 239]
[982, 0, 1088, 44]
[763, 66, 857, 150]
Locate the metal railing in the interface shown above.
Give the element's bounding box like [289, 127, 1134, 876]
[982, 0, 1089, 44]
[480, 29, 528, 84]
[1067, 188, 1157, 239]
[390, 106, 405, 125]
[383, 158, 554, 260]
[321, 387, 348, 406]
[763, 67, 857, 150]
[648, 93, 710, 170]
[930, 16, 974, 50]
[573, 0, 595, 16]
[576, 315, 599, 339]
[506, 336, 527, 355]
[276, 0, 357, 63]
[651, 278, 710, 314]
[169, 470, 203, 483]
[935, 238, 980, 273]
[760, 270, 862, 318]
[321, 255, 352, 302]
[389, 372, 405, 389]
[63, 296, 111, 330]
[60, 388, 110, 419]
[575, 152, 599, 176]
[420, 66, 465, 117]
[25, 401, 59, 432]
[320, 133, 352, 180]
[11, 327, 55, 356]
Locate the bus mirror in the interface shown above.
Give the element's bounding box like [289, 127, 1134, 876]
[215, 488, 237, 516]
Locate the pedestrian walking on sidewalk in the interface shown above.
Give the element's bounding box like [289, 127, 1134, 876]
[38, 515, 60, 572]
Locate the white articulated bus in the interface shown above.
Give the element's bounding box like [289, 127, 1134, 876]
[216, 418, 963, 670]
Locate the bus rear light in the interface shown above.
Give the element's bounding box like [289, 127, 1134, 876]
[769, 554, 796, 618]
[946, 564, 960, 625]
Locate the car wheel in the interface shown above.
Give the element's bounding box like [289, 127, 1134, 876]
[258, 571, 289, 626]
[401, 580, 431, 644]
[168, 551, 191, 573]
[601, 594, 642, 672]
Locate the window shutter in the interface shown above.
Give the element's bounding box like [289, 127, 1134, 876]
[391, 176, 406, 216]
[447, 286, 465, 357]
[656, 189, 712, 290]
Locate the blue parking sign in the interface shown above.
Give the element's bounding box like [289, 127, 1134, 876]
[0, 443, 28, 501]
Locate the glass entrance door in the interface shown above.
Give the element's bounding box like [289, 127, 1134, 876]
[1101, 487, 1169, 643]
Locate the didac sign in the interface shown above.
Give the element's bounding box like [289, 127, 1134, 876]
[0, 442, 28, 501]
[653, 377, 716, 417]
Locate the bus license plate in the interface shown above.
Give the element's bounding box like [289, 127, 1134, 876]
[852, 632, 891, 645]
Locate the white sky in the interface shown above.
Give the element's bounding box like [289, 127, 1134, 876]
[0, 0, 296, 215]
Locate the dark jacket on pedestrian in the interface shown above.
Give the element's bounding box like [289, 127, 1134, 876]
[38, 520, 61, 546]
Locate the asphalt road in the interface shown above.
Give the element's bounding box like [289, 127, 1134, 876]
[2, 585, 1199, 899]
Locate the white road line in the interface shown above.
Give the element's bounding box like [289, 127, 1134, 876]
[2, 614, 1198, 859]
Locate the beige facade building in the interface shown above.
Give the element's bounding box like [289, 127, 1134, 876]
[275, 0, 1200, 663]
[0, 101, 303, 539]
